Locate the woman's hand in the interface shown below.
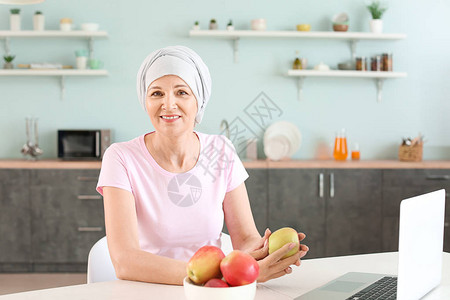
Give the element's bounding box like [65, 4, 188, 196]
[254, 231, 309, 282]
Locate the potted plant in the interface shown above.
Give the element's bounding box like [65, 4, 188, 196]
[33, 11, 45, 31]
[3, 55, 15, 69]
[192, 21, 200, 30]
[209, 19, 218, 30]
[226, 20, 234, 31]
[367, 0, 387, 33]
[10, 8, 21, 31]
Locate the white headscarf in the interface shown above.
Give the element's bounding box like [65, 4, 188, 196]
[136, 46, 212, 124]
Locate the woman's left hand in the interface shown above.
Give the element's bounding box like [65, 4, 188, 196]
[245, 230, 309, 271]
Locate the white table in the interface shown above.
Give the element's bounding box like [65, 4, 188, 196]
[2, 252, 450, 300]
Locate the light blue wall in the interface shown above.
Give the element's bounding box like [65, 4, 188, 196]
[1, 0, 449, 160]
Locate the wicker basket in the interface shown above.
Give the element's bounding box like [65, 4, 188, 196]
[398, 143, 423, 162]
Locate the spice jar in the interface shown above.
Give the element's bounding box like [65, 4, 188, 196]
[371, 56, 381, 71]
[356, 57, 367, 71]
[60, 18, 73, 31]
[382, 53, 393, 71]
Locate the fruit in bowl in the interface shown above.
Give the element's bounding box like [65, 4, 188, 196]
[186, 246, 225, 284]
[220, 250, 259, 286]
[268, 227, 300, 259]
[184, 246, 259, 299]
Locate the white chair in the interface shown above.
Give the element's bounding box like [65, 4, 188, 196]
[87, 236, 117, 284]
[87, 233, 233, 284]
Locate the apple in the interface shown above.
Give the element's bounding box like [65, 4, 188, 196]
[220, 250, 259, 286]
[268, 227, 300, 259]
[186, 246, 225, 285]
[204, 278, 230, 288]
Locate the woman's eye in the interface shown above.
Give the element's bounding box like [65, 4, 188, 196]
[178, 90, 188, 95]
[151, 91, 162, 96]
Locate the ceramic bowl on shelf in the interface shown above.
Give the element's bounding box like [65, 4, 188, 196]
[183, 277, 256, 300]
[296, 24, 311, 31]
[333, 23, 348, 32]
[81, 23, 99, 31]
[251, 19, 267, 31]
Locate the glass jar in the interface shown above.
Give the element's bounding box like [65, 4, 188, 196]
[355, 57, 367, 71]
[333, 129, 348, 161]
[371, 56, 381, 71]
[382, 53, 393, 71]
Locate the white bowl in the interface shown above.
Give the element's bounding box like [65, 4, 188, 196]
[251, 19, 267, 31]
[183, 277, 256, 300]
[81, 23, 99, 31]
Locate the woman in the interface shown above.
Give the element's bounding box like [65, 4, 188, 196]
[96, 46, 309, 285]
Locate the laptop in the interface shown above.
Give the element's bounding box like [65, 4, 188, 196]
[295, 189, 446, 300]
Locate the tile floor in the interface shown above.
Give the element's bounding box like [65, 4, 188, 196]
[0, 273, 86, 296]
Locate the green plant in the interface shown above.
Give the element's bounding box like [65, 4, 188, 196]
[227, 20, 233, 26]
[10, 8, 20, 14]
[35, 11, 42, 15]
[3, 55, 15, 63]
[367, 1, 387, 19]
[194, 21, 199, 25]
[210, 19, 216, 23]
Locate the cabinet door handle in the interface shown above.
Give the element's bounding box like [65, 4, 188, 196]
[77, 195, 102, 200]
[319, 173, 324, 198]
[77, 176, 98, 181]
[330, 173, 335, 198]
[78, 227, 103, 232]
[426, 175, 450, 180]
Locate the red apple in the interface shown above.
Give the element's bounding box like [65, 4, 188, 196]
[204, 278, 230, 288]
[220, 250, 259, 286]
[186, 246, 225, 285]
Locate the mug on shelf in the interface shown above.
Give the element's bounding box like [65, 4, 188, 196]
[89, 59, 104, 70]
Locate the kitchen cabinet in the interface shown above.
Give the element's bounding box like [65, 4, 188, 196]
[382, 169, 450, 253]
[0, 169, 32, 272]
[268, 169, 326, 258]
[267, 169, 382, 259]
[30, 169, 104, 272]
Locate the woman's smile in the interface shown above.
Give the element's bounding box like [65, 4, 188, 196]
[160, 114, 181, 122]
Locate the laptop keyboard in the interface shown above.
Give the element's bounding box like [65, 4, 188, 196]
[346, 276, 397, 300]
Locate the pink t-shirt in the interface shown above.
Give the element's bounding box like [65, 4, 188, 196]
[96, 131, 248, 262]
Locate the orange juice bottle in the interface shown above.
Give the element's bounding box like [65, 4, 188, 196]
[333, 129, 348, 161]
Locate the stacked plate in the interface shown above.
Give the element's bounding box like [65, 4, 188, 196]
[263, 121, 301, 161]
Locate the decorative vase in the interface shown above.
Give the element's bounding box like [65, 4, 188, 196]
[227, 25, 234, 31]
[10, 14, 21, 31]
[4, 62, 13, 69]
[370, 19, 383, 34]
[33, 14, 45, 31]
[192, 24, 200, 30]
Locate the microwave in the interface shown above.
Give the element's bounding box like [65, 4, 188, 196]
[58, 129, 111, 160]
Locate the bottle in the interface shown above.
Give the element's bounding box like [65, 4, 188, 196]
[333, 129, 348, 161]
[293, 51, 302, 70]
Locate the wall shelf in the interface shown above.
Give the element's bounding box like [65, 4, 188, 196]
[287, 70, 407, 102]
[189, 30, 406, 62]
[0, 30, 109, 100]
[0, 69, 108, 100]
[0, 30, 108, 38]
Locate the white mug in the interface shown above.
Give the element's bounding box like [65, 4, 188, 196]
[76, 56, 87, 70]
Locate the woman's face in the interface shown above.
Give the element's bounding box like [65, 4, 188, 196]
[146, 75, 198, 136]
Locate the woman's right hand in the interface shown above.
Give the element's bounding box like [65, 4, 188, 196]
[256, 240, 309, 283]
